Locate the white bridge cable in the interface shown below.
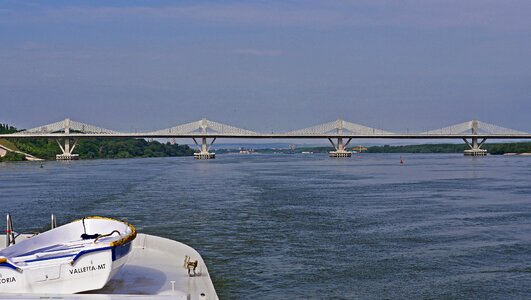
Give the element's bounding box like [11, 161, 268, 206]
[22, 119, 121, 134]
[13, 118, 529, 136]
[422, 120, 529, 135]
[68, 120, 121, 134]
[283, 119, 395, 136]
[149, 120, 203, 135]
[477, 121, 528, 135]
[148, 119, 258, 135]
[21, 120, 66, 134]
[204, 119, 258, 135]
[421, 121, 473, 135]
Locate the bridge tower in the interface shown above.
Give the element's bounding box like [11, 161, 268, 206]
[193, 119, 216, 159]
[55, 118, 79, 160]
[463, 120, 487, 156]
[328, 120, 353, 157]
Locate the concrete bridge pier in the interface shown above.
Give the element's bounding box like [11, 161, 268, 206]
[55, 119, 79, 160]
[463, 120, 487, 156]
[193, 137, 216, 159]
[463, 137, 487, 156]
[328, 137, 353, 158]
[55, 138, 79, 160]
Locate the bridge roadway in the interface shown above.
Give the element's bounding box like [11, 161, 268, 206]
[0, 118, 529, 159]
[2, 133, 531, 139]
[1, 132, 530, 160]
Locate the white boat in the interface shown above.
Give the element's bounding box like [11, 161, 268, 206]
[0, 216, 136, 294]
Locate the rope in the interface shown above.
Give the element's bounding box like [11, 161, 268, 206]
[80, 217, 101, 240]
[94, 230, 121, 244]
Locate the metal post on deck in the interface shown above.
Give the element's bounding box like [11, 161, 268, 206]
[51, 213, 57, 229]
[6, 213, 15, 247]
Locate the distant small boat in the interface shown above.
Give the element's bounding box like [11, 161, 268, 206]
[352, 145, 368, 153]
[239, 147, 254, 154]
[0, 216, 136, 294]
[301, 151, 313, 154]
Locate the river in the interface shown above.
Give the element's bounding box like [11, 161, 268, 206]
[1, 153, 530, 299]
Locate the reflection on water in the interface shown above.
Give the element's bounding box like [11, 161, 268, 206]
[1, 154, 530, 299]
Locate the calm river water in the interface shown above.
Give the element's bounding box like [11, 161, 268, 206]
[1, 153, 530, 299]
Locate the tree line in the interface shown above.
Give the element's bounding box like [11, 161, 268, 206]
[0, 123, 17, 134]
[0, 123, 194, 160]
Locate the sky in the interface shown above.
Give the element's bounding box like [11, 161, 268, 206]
[1, 0, 530, 134]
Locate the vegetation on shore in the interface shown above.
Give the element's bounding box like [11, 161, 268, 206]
[0, 151, 26, 162]
[0, 123, 194, 161]
[11, 138, 195, 160]
[244, 142, 531, 155]
[366, 142, 531, 154]
[0, 123, 17, 134]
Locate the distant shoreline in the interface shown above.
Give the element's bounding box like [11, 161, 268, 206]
[219, 142, 531, 155]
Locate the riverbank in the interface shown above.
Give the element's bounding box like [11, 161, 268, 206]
[1, 122, 195, 161]
[215, 142, 531, 155]
[0, 139, 43, 162]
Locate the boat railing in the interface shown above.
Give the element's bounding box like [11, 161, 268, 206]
[5, 213, 17, 248]
[5, 213, 57, 248]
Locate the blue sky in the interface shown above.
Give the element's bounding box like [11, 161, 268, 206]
[1, 0, 530, 133]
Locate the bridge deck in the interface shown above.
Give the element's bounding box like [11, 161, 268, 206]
[1, 133, 530, 139]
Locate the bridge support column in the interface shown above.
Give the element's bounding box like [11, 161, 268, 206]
[55, 118, 79, 160]
[55, 138, 79, 160]
[328, 137, 353, 158]
[463, 137, 487, 156]
[463, 121, 487, 156]
[193, 137, 216, 159]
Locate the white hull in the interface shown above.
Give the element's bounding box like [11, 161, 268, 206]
[0, 233, 218, 299]
[0, 217, 136, 294]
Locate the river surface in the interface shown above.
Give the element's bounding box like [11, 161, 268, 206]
[1, 153, 530, 299]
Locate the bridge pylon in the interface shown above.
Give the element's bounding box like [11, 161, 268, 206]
[55, 118, 79, 160]
[463, 120, 487, 156]
[192, 137, 216, 159]
[328, 137, 353, 157]
[328, 120, 352, 158]
[192, 119, 216, 159]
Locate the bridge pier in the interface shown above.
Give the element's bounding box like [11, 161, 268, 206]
[463, 137, 487, 156]
[55, 119, 79, 160]
[328, 137, 353, 158]
[193, 137, 216, 159]
[55, 138, 79, 160]
[463, 120, 487, 156]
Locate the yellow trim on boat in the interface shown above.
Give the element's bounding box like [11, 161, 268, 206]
[0, 257, 7, 263]
[73, 216, 137, 247]
[111, 222, 136, 247]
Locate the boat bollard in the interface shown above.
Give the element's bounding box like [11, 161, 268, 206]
[170, 280, 176, 292]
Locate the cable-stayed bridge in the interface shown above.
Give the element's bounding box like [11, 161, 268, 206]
[1, 118, 529, 159]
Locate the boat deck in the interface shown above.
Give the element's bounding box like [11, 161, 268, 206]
[0, 233, 218, 299]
